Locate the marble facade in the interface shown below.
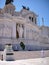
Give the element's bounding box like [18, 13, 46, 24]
[0, 3, 49, 50]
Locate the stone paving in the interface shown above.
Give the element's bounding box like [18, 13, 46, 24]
[0, 57, 49, 65]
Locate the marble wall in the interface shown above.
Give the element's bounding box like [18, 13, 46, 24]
[0, 24, 12, 38]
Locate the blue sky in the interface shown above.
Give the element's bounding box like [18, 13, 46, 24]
[0, 0, 49, 26]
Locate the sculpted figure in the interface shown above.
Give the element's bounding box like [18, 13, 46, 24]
[17, 24, 23, 38]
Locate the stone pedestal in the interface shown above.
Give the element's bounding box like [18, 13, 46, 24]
[3, 44, 14, 61]
[2, 3, 15, 15]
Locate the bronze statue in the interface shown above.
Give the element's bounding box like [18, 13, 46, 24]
[5, 0, 13, 5]
[22, 5, 29, 10]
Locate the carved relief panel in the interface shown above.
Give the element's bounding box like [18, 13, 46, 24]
[0, 24, 12, 38]
[3, 25, 12, 37]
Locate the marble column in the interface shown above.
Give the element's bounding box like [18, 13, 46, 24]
[12, 22, 16, 38]
[24, 25, 26, 39]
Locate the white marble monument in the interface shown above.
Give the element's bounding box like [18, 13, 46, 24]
[0, 2, 49, 53]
